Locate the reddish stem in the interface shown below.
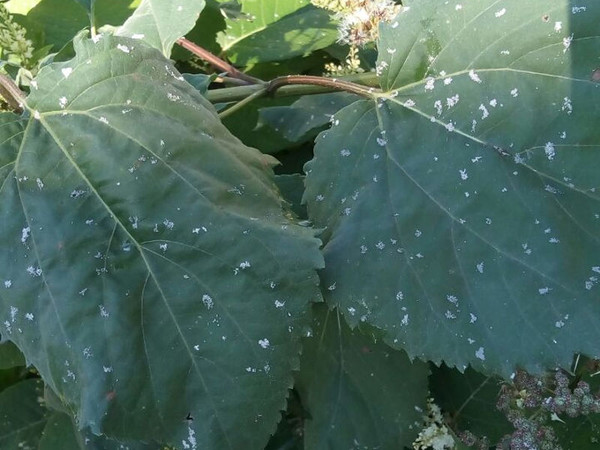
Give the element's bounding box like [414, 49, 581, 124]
[176, 38, 262, 85]
[266, 75, 378, 98]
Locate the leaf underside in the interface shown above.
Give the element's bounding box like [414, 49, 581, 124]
[305, 0, 600, 377]
[0, 35, 323, 448]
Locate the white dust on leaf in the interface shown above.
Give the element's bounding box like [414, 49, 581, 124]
[475, 347, 485, 360]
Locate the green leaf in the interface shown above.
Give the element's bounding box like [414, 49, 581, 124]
[39, 413, 87, 450]
[218, 0, 308, 51]
[27, 0, 87, 50]
[0, 341, 25, 369]
[296, 304, 429, 449]
[182, 73, 216, 96]
[0, 379, 46, 449]
[39, 411, 158, 450]
[274, 174, 307, 221]
[73, 0, 93, 13]
[5, 0, 42, 15]
[555, 415, 600, 449]
[222, 96, 297, 154]
[26, 0, 134, 51]
[0, 384, 161, 450]
[218, 1, 338, 66]
[116, 0, 206, 57]
[260, 92, 358, 143]
[429, 364, 511, 443]
[172, 0, 226, 58]
[246, 50, 333, 81]
[264, 390, 304, 450]
[0, 35, 323, 448]
[304, 0, 600, 377]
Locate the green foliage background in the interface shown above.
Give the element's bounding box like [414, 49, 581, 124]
[0, 0, 599, 449]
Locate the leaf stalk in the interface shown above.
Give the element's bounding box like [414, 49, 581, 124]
[206, 72, 380, 104]
[266, 74, 381, 98]
[218, 87, 268, 120]
[0, 74, 25, 113]
[176, 38, 263, 85]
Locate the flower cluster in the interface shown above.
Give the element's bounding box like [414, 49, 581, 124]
[313, 0, 400, 74]
[311, 0, 349, 12]
[492, 369, 600, 450]
[543, 371, 600, 417]
[457, 430, 490, 450]
[0, 4, 34, 68]
[498, 370, 600, 420]
[453, 366, 600, 450]
[498, 417, 560, 450]
[413, 398, 455, 450]
[311, 0, 401, 47]
[324, 45, 363, 75]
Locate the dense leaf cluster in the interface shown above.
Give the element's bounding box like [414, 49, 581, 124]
[0, 0, 599, 449]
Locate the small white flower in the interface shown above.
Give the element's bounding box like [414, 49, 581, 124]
[313, 0, 401, 46]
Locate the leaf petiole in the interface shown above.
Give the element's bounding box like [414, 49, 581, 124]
[266, 74, 381, 98]
[217, 86, 268, 119]
[0, 73, 25, 113]
[206, 72, 380, 104]
[176, 38, 263, 85]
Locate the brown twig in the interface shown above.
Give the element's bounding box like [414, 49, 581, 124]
[266, 75, 380, 98]
[176, 38, 262, 85]
[0, 74, 25, 114]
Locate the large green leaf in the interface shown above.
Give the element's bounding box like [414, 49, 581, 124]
[115, 0, 205, 57]
[304, 0, 600, 377]
[296, 304, 429, 449]
[0, 35, 323, 448]
[218, 1, 337, 66]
